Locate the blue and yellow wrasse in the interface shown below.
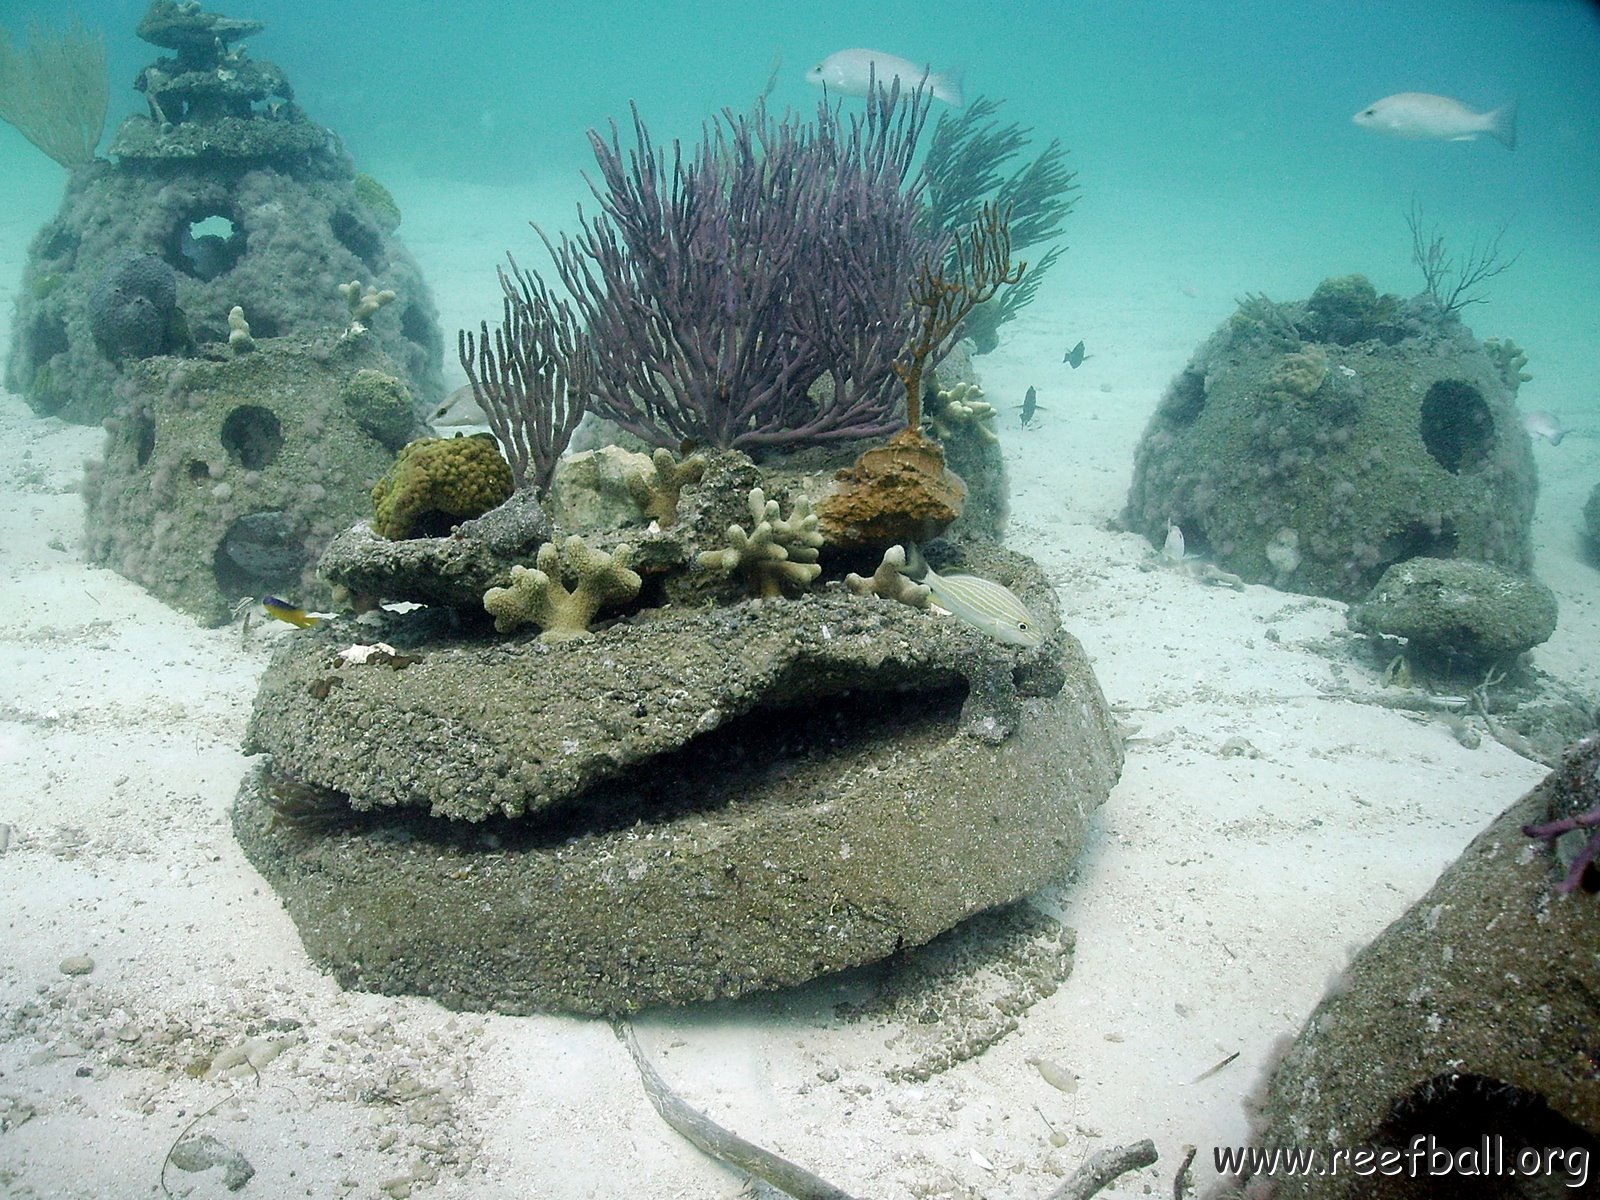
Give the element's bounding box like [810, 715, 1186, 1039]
[262, 596, 322, 628]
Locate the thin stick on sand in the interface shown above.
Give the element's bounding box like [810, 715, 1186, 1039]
[1046, 1138, 1160, 1200]
[616, 1019, 1157, 1200]
[615, 1020, 860, 1200]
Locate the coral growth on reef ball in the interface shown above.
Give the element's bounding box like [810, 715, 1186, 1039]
[696, 488, 824, 598]
[5, 1, 444, 423]
[482, 536, 641, 641]
[370, 435, 513, 540]
[817, 428, 967, 549]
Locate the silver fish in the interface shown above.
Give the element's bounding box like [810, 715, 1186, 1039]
[1352, 93, 1517, 150]
[804, 49, 964, 107]
[922, 567, 1044, 646]
[900, 545, 1043, 647]
[432, 383, 489, 429]
[1522, 410, 1567, 446]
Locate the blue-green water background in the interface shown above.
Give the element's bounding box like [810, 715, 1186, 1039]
[2, 0, 1597, 443]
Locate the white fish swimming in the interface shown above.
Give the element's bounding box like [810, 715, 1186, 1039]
[1352, 93, 1517, 150]
[804, 49, 964, 107]
[1522, 410, 1567, 446]
[1162, 523, 1186, 562]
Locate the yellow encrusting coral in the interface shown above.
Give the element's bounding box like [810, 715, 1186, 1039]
[1268, 346, 1329, 403]
[370, 435, 513, 540]
[697, 487, 823, 598]
[483, 536, 641, 641]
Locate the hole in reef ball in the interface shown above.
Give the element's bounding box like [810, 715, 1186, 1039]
[132, 414, 157, 468]
[1374, 1072, 1600, 1197]
[1419, 380, 1494, 475]
[27, 312, 68, 367]
[216, 510, 303, 594]
[174, 212, 246, 281]
[220, 405, 284, 471]
[330, 208, 386, 273]
[1161, 369, 1207, 426]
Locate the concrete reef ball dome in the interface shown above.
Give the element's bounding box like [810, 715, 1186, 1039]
[1124, 277, 1536, 602]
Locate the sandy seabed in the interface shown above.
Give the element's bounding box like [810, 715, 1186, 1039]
[1, 149, 1596, 1200]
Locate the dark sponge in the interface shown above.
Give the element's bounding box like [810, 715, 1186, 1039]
[88, 252, 180, 360]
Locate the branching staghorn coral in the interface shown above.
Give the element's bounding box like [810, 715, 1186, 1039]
[623, 448, 705, 527]
[1483, 336, 1532, 392]
[483, 536, 641, 641]
[844, 544, 930, 608]
[337, 279, 395, 331]
[459, 255, 593, 496]
[696, 488, 822, 598]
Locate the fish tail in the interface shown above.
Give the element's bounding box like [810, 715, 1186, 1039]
[933, 67, 965, 108]
[1486, 98, 1517, 150]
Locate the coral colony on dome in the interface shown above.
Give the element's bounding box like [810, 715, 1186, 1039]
[230, 70, 1119, 1019]
[4, 2, 1599, 1196]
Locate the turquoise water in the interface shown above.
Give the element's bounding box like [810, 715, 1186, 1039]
[2, 3, 1599, 1195]
[9, 0, 1590, 390]
[5, 0, 1595, 319]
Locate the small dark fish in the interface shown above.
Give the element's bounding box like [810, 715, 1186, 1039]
[1062, 340, 1090, 368]
[1016, 385, 1045, 429]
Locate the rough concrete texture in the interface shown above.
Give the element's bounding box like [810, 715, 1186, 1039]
[245, 541, 1075, 822]
[318, 489, 555, 613]
[5, 5, 442, 423]
[1124, 280, 1537, 602]
[1234, 734, 1600, 1199]
[82, 332, 428, 625]
[234, 551, 1121, 1014]
[1350, 556, 1559, 663]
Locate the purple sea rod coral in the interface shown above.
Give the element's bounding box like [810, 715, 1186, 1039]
[537, 82, 948, 452]
[1523, 733, 1600, 894]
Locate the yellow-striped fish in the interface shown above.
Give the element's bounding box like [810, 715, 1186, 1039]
[901, 546, 1045, 647]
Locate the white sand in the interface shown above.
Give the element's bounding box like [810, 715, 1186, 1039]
[1, 150, 1594, 1200]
